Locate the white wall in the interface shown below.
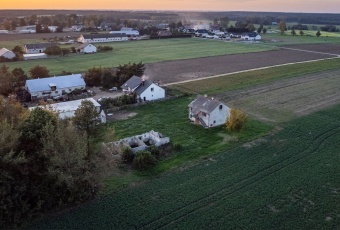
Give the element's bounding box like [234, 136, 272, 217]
[139, 84, 165, 101]
[82, 44, 97, 53]
[27, 85, 86, 100]
[208, 104, 230, 127]
[1, 51, 15, 59]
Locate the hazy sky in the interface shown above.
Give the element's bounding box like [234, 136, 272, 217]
[2, 0, 340, 13]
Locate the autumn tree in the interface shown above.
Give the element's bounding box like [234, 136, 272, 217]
[278, 21, 286, 35]
[29, 65, 49, 79]
[226, 107, 247, 132]
[263, 28, 267, 34]
[44, 45, 62, 56]
[0, 65, 13, 96]
[291, 29, 296, 36]
[11, 68, 28, 93]
[246, 23, 256, 32]
[84, 67, 102, 87]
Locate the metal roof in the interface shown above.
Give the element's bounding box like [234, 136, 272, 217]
[26, 74, 86, 93]
[82, 33, 127, 39]
[121, 76, 156, 95]
[25, 43, 56, 50]
[189, 96, 224, 114]
[0, 48, 14, 56]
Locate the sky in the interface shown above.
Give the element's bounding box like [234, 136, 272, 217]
[2, 0, 340, 13]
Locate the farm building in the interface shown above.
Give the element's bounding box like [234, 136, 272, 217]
[77, 34, 128, 43]
[110, 27, 140, 36]
[24, 43, 56, 54]
[77, 43, 97, 54]
[25, 74, 86, 100]
[188, 96, 230, 128]
[121, 76, 165, 102]
[241, 32, 262, 41]
[16, 25, 36, 33]
[0, 30, 9, 34]
[29, 98, 106, 123]
[23, 53, 48, 60]
[0, 48, 16, 59]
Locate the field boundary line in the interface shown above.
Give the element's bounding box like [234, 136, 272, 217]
[164, 56, 340, 87]
[280, 46, 340, 57]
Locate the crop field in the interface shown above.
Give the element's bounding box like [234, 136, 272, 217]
[219, 69, 340, 123]
[3, 38, 276, 75]
[30, 105, 340, 229]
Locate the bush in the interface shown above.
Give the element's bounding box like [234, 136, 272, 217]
[172, 142, 183, 151]
[97, 46, 113, 52]
[121, 147, 134, 164]
[133, 150, 156, 170]
[226, 107, 247, 132]
[148, 146, 160, 158]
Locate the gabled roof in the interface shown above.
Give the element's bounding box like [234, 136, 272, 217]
[82, 33, 127, 39]
[121, 76, 142, 90]
[0, 48, 14, 56]
[189, 96, 224, 114]
[26, 74, 86, 93]
[121, 76, 158, 95]
[25, 43, 56, 50]
[77, 43, 95, 49]
[242, 32, 259, 37]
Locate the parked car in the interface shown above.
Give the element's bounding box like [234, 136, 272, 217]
[109, 87, 118, 91]
[97, 97, 110, 102]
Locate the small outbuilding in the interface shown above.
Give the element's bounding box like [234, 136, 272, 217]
[23, 53, 48, 60]
[77, 43, 97, 54]
[0, 48, 15, 59]
[121, 76, 165, 102]
[241, 32, 262, 41]
[188, 96, 230, 128]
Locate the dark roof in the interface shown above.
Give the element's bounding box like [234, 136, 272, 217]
[82, 33, 127, 39]
[25, 43, 56, 50]
[188, 96, 224, 114]
[121, 76, 142, 90]
[76, 43, 95, 49]
[121, 76, 155, 95]
[243, 32, 259, 37]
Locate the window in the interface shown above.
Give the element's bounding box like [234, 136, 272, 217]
[202, 112, 206, 117]
[151, 87, 154, 92]
[214, 120, 216, 123]
[219, 105, 223, 110]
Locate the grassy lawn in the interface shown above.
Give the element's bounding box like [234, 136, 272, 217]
[103, 96, 272, 193]
[169, 58, 340, 95]
[29, 104, 340, 229]
[4, 38, 276, 75]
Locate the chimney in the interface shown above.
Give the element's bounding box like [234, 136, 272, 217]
[142, 79, 145, 86]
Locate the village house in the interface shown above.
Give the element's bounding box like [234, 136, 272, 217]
[121, 76, 165, 102]
[110, 27, 140, 36]
[76, 43, 97, 54]
[188, 96, 230, 128]
[16, 25, 36, 33]
[29, 98, 106, 123]
[77, 34, 128, 43]
[25, 74, 86, 100]
[241, 32, 262, 41]
[24, 43, 56, 54]
[0, 48, 16, 59]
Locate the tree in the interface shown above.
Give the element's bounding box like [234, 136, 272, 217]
[299, 30, 304, 36]
[133, 150, 157, 170]
[116, 62, 145, 84]
[29, 65, 49, 79]
[316, 30, 321, 37]
[220, 16, 229, 29]
[246, 23, 256, 32]
[84, 67, 102, 87]
[291, 29, 296, 36]
[226, 107, 247, 132]
[0, 65, 13, 96]
[101, 68, 117, 89]
[278, 21, 286, 35]
[12, 46, 24, 60]
[44, 45, 62, 56]
[263, 28, 267, 34]
[36, 23, 43, 33]
[19, 18, 26, 26]
[11, 68, 27, 93]
[61, 48, 70, 56]
[73, 100, 101, 157]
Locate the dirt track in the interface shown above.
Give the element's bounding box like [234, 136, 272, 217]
[145, 46, 339, 84]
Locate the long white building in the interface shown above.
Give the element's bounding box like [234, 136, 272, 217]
[77, 34, 128, 43]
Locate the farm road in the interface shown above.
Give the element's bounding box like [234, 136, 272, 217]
[145, 44, 340, 85]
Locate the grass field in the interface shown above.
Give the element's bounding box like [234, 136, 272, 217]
[169, 58, 340, 95]
[29, 104, 340, 229]
[3, 38, 276, 76]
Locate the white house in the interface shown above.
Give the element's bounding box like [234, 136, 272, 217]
[241, 32, 262, 41]
[121, 76, 165, 102]
[25, 74, 86, 100]
[0, 30, 9, 34]
[16, 25, 36, 33]
[24, 43, 56, 54]
[77, 43, 97, 54]
[188, 96, 230, 128]
[29, 98, 106, 123]
[77, 34, 128, 43]
[0, 48, 16, 59]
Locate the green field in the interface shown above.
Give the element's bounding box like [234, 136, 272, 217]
[4, 38, 276, 75]
[29, 104, 340, 229]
